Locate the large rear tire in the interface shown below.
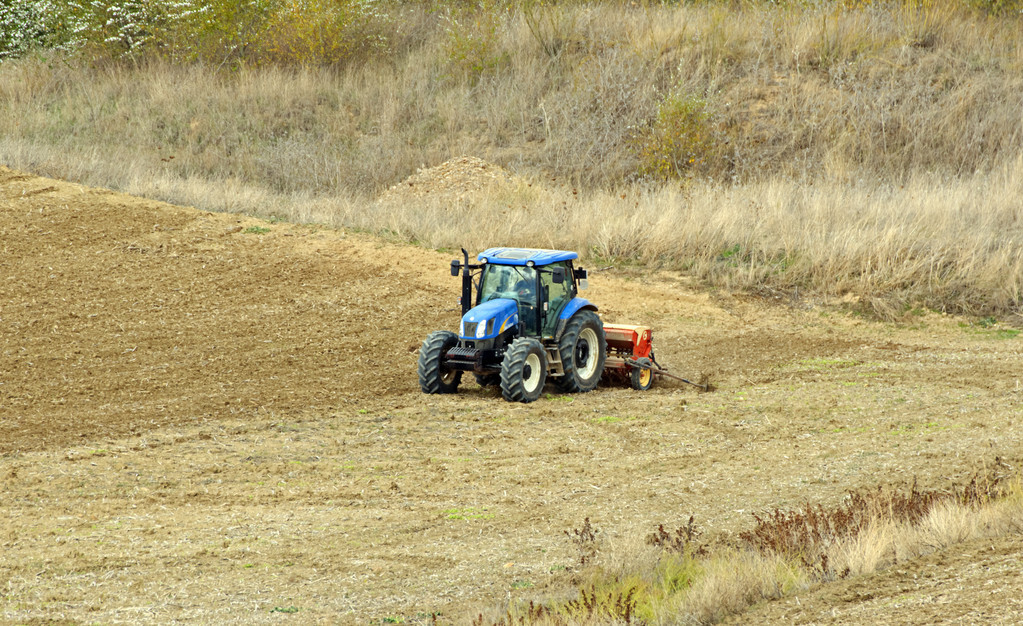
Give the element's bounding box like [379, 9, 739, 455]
[500, 337, 547, 403]
[418, 330, 462, 394]
[554, 310, 606, 393]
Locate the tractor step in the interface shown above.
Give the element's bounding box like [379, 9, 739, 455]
[446, 346, 480, 360]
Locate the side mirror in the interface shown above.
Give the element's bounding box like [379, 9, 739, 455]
[551, 267, 565, 284]
[574, 267, 588, 290]
[450, 260, 461, 276]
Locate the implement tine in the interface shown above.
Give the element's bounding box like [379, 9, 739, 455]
[656, 370, 710, 391]
[625, 358, 710, 391]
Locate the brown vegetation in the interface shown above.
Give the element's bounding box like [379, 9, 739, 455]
[475, 466, 1021, 624]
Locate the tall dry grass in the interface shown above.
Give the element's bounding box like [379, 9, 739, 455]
[1, 2, 1021, 317]
[830, 481, 1023, 574]
[369, 164, 1023, 317]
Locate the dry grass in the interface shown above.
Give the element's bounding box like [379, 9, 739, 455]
[368, 168, 1023, 317]
[831, 477, 1023, 576]
[487, 470, 1023, 625]
[5, 2, 1022, 187]
[1, 2, 1021, 317]
[677, 550, 807, 625]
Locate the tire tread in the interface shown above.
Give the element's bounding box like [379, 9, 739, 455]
[418, 330, 462, 394]
[553, 310, 606, 393]
[500, 337, 547, 403]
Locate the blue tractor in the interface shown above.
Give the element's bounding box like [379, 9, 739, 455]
[418, 247, 607, 403]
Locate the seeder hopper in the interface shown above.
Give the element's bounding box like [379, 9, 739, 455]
[603, 323, 710, 392]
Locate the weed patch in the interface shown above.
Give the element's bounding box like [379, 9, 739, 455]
[481, 462, 1018, 624]
[443, 507, 493, 521]
[565, 517, 600, 567]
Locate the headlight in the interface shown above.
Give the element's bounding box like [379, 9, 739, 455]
[476, 319, 489, 338]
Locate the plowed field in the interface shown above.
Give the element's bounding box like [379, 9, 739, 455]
[2, 167, 1022, 624]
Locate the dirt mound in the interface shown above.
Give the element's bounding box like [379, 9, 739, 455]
[377, 155, 527, 204]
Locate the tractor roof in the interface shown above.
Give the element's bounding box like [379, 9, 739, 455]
[478, 247, 578, 266]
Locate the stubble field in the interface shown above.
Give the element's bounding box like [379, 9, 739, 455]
[2, 166, 1022, 624]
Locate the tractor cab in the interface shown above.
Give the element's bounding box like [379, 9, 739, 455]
[459, 248, 588, 341]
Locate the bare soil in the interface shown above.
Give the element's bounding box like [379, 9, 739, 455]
[2, 166, 1022, 624]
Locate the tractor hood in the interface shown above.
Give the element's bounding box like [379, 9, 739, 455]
[460, 298, 518, 340]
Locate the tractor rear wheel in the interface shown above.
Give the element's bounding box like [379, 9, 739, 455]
[554, 310, 606, 393]
[418, 330, 462, 394]
[500, 337, 547, 403]
[630, 357, 655, 391]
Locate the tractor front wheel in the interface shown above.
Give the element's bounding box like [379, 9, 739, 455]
[418, 330, 462, 394]
[501, 337, 547, 403]
[554, 310, 606, 393]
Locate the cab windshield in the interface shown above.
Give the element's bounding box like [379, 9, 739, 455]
[479, 264, 536, 305]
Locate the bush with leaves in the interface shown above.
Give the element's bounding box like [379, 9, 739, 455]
[634, 90, 717, 182]
[441, 1, 508, 81]
[183, 0, 275, 67]
[0, 0, 73, 59]
[261, 0, 389, 67]
[63, 0, 202, 58]
[0, 0, 390, 67]
[963, 0, 1023, 16]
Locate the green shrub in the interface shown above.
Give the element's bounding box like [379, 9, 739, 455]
[64, 0, 200, 59]
[260, 0, 389, 67]
[179, 0, 276, 67]
[634, 90, 717, 182]
[0, 0, 390, 66]
[442, 3, 508, 81]
[963, 0, 1023, 16]
[0, 0, 86, 59]
[0, 1, 47, 59]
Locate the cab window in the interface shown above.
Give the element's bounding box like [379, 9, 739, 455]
[479, 264, 539, 333]
[541, 261, 573, 336]
[479, 264, 536, 305]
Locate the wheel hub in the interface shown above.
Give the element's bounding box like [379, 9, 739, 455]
[575, 340, 590, 366]
[522, 351, 543, 393]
